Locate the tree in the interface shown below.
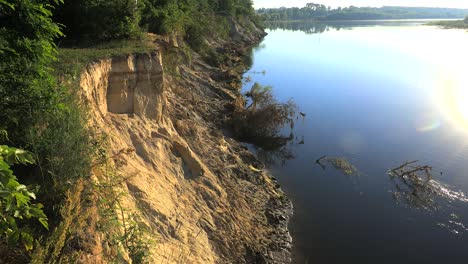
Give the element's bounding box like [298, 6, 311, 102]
[0, 0, 63, 145]
[54, 0, 142, 41]
[1, 1, 91, 190]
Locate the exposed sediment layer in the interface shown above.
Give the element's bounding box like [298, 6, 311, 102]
[79, 20, 292, 263]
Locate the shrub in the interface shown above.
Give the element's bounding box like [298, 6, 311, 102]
[0, 0, 92, 204]
[231, 83, 297, 141]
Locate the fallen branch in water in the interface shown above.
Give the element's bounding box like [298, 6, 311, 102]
[315, 155, 327, 170]
[389, 160, 433, 185]
[388, 161, 449, 210]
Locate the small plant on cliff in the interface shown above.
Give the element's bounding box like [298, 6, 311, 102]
[0, 145, 48, 250]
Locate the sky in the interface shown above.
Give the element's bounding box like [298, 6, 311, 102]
[253, 0, 468, 9]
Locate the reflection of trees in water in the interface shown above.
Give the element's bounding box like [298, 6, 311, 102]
[252, 133, 298, 166]
[244, 43, 267, 69]
[266, 21, 345, 34]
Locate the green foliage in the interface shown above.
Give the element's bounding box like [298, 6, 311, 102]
[245, 82, 273, 110]
[54, 38, 156, 79]
[0, 145, 47, 251]
[118, 214, 153, 264]
[1, 0, 93, 200]
[1, 1, 94, 255]
[54, 0, 142, 42]
[140, 0, 255, 52]
[0, 0, 63, 143]
[203, 47, 226, 67]
[91, 146, 154, 264]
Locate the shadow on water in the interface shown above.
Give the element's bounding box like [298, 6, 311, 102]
[251, 133, 302, 166]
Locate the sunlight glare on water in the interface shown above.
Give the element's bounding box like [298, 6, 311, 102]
[454, 86, 468, 122]
[435, 68, 468, 132]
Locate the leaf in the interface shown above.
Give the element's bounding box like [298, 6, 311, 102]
[38, 217, 48, 230]
[26, 191, 36, 200]
[14, 149, 35, 165]
[21, 232, 34, 251]
[7, 230, 20, 245]
[0, 0, 14, 10]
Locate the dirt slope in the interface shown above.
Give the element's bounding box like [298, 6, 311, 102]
[79, 20, 293, 264]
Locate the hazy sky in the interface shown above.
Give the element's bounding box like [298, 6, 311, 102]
[253, 0, 468, 9]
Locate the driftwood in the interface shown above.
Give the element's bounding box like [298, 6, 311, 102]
[388, 161, 448, 209]
[315, 155, 327, 170]
[389, 160, 434, 189]
[390, 160, 432, 178]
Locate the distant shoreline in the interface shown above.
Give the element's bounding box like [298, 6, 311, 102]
[427, 19, 468, 29]
[264, 18, 462, 23]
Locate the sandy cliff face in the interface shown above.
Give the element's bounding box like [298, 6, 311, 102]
[79, 41, 291, 263]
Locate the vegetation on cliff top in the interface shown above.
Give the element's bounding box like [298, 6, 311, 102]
[54, 0, 259, 44]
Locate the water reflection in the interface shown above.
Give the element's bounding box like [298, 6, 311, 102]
[254, 138, 295, 166]
[265, 20, 432, 34]
[438, 213, 468, 235]
[266, 21, 345, 34]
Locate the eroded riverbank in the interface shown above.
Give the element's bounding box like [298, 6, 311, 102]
[66, 20, 294, 263]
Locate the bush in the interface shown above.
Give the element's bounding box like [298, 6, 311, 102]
[185, 23, 206, 52]
[231, 83, 297, 141]
[204, 47, 225, 67]
[1, 0, 92, 248]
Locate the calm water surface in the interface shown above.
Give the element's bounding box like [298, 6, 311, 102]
[243, 21, 468, 263]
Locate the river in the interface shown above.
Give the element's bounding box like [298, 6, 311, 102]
[243, 20, 468, 263]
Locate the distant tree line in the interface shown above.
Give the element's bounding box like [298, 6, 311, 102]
[257, 3, 468, 21]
